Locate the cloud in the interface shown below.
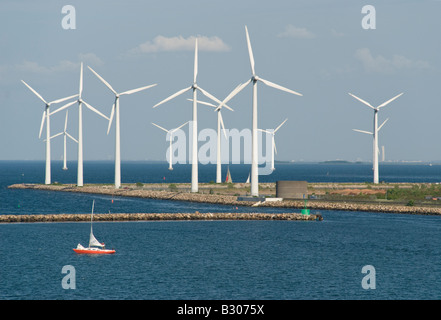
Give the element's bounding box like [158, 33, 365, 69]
[128, 35, 231, 54]
[78, 53, 104, 67]
[331, 29, 345, 37]
[16, 60, 78, 74]
[355, 48, 429, 74]
[15, 53, 103, 74]
[277, 25, 315, 39]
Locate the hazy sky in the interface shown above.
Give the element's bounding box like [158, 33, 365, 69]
[1, 0, 440, 162]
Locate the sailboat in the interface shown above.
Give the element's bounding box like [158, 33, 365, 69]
[225, 166, 233, 183]
[73, 200, 115, 254]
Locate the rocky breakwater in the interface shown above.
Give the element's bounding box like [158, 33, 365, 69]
[0, 212, 322, 223]
[9, 183, 244, 206]
[257, 199, 441, 216]
[9, 183, 441, 216]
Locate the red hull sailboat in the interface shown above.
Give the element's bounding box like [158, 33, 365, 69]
[73, 200, 115, 255]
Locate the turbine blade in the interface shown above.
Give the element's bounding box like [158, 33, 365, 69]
[153, 86, 192, 108]
[83, 101, 109, 120]
[377, 93, 404, 109]
[66, 132, 78, 143]
[258, 129, 271, 134]
[348, 93, 375, 110]
[353, 129, 373, 135]
[152, 122, 169, 133]
[87, 66, 117, 95]
[49, 100, 76, 117]
[219, 111, 227, 139]
[245, 26, 255, 76]
[258, 78, 302, 96]
[64, 111, 69, 131]
[21, 80, 47, 104]
[39, 111, 46, 139]
[378, 118, 389, 131]
[194, 38, 198, 83]
[49, 94, 78, 105]
[187, 99, 216, 108]
[197, 87, 223, 106]
[107, 103, 115, 135]
[119, 84, 157, 96]
[220, 104, 234, 112]
[215, 81, 250, 111]
[79, 62, 83, 97]
[175, 121, 189, 131]
[49, 132, 63, 140]
[274, 118, 288, 133]
[274, 139, 278, 155]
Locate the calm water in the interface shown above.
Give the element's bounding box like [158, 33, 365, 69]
[1, 161, 441, 300]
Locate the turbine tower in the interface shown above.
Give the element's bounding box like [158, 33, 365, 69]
[349, 92, 403, 183]
[152, 121, 189, 170]
[52, 62, 109, 186]
[88, 66, 157, 189]
[258, 118, 288, 171]
[21, 80, 77, 184]
[187, 98, 234, 183]
[153, 38, 226, 193]
[47, 111, 78, 170]
[215, 26, 302, 196]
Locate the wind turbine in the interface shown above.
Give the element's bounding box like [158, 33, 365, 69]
[215, 26, 302, 196]
[51, 62, 109, 186]
[152, 121, 189, 170]
[153, 38, 226, 193]
[87, 66, 157, 189]
[21, 80, 77, 184]
[187, 97, 234, 183]
[46, 111, 78, 170]
[258, 118, 288, 171]
[349, 92, 403, 184]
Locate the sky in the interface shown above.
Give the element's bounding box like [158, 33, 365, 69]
[1, 0, 440, 163]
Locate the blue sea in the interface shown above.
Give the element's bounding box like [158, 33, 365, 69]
[1, 161, 441, 300]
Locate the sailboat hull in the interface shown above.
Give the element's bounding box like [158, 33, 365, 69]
[73, 248, 115, 254]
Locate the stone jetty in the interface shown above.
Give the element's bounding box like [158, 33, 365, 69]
[0, 212, 321, 223]
[7, 183, 441, 216]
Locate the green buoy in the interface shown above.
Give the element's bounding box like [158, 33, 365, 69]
[301, 195, 310, 215]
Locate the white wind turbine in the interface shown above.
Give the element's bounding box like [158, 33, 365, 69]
[47, 111, 78, 170]
[258, 118, 288, 171]
[152, 121, 189, 170]
[87, 66, 157, 189]
[187, 97, 234, 183]
[21, 80, 77, 184]
[51, 62, 109, 186]
[349, 92, 403, 184]
[215, 26, 302, 196]
[153, 38, 226, 193]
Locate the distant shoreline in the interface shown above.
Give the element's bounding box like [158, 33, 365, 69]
[7, 183, 441, 217]
[1, 160, 440, 164]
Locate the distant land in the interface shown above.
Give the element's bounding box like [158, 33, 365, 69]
[1, 159, 441, 165]
[319, 160, 355, 164]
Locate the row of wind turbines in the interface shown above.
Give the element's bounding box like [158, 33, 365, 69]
[22, 26, 403, 196]
[22, 62, 156, 189]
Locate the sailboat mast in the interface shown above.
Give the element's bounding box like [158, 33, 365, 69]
[89, 200, 95, 247]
